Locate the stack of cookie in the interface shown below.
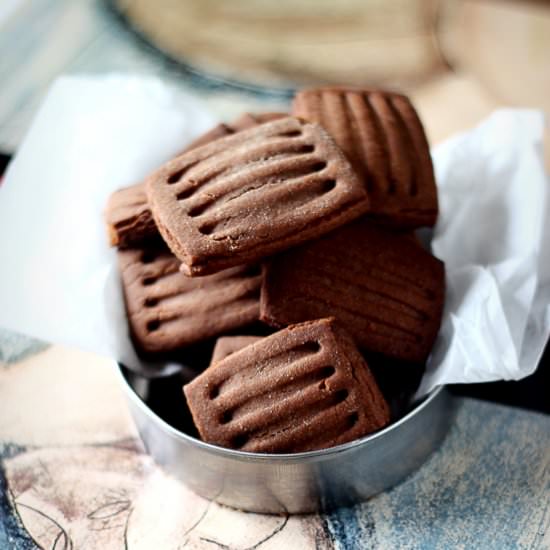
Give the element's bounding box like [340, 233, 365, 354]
[105, 88, 445, 454]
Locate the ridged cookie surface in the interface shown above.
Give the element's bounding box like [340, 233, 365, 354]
[105, 113, 286, 248]
[293, 87, 437, 228]
[210, 335, 263, 365]
[184, 112, 286, 151]
[261, 220, 445, 364]
[105, 183, 158, 248]
[118, 247, 261, 354]
[146, 116, 370, 276]
[184, 318, 390, 453]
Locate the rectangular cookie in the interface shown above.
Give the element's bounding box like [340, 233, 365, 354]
[184, 112, 286, 151]
[292, 87, 438, 228]
[118, 246, 261, 354]
[210, 335, 262, 364]
[146, 116, 370, 276]
[105, 113, 286, 248]
[183, 318, 390, 453]
[261, 220, 445, 364]
[105, 182, 159, 248]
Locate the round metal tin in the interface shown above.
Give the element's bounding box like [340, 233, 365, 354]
[115, 363, 453, 513]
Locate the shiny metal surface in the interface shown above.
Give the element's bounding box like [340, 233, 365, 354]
[115, 363, 454, 514]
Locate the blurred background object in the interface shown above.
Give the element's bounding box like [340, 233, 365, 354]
[439, 0, 550, 112]
[1, 0, 549, 152]
[113, 0, 445, 89]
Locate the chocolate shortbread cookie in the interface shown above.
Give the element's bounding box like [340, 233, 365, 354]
[118, 247, 261, 354]
[184, 112, 286, 151]
[232, 112, 287, 130]
[261, 220, 445, 364]
[147, 116, 370, 276]
[105, 182, 158, 248]
[105, 113, 286, 248]
[184, 318, 390, 453]
[293, 87, 437, 228]
[210, 335, 262, 364]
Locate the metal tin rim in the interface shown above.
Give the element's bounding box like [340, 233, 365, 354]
[115, 362, 444, 463]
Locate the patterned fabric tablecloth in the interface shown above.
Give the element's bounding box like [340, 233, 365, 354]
[1, 333, 549, 550]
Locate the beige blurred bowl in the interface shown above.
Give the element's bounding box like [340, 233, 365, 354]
[114, 0, 445, 88]
[439, 0, 550, 113]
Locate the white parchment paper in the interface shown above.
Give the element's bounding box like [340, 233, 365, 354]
[418, 110, 550, 394]
[0, 75, 548, 393]
[0, 75, 216, 375]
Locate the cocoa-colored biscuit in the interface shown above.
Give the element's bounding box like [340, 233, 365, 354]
[105, 113, 286, 248]
[231, 112, 287, 131]
[210, 335, 262, 364]
[184, 112, 286, 151]
[184, 318, 390, 453]
[105, 183, 158, 248]
[261, 220, 445, 364]
[146, 116, 370, 276]
[181, 124, 238, 153]
[118, 246, 261, 354]
[292, 87, 438, 228]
